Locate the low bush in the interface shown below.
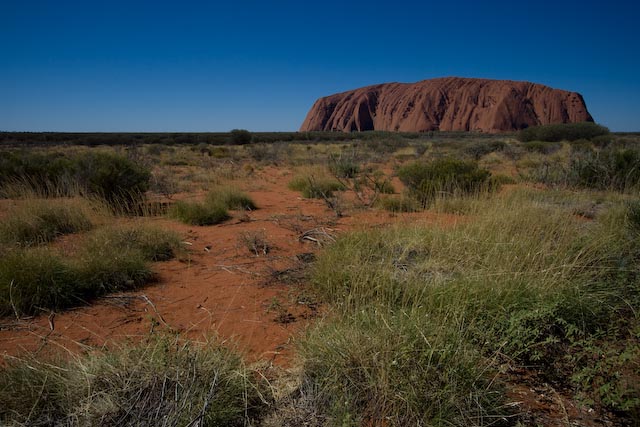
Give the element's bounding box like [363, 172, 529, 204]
[0, 151, 151, 207]
[0, 225, 180, 316]
[464, 140, 506, 160]
[0, 335, 268, 426]
[522, 140, 562, 154]
[328, 153, 360, 178]
[0, 199, 93, 246]
[376, 194, 419, 212]
[288, 174, 345, 199]
[169, 200, 230, 226]
[206, 186, 256, 210]
[397, 158, 492, 207]
[518, 122, 609, 142]
[0, 248, 78, 317]
[568, 147, 640, 191]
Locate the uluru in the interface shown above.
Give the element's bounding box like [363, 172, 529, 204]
[300, 77, 593, 133]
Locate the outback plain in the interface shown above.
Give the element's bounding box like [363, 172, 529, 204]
[0, 124, 639, 426]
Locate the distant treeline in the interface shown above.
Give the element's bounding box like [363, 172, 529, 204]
[0, 130, 503, 147]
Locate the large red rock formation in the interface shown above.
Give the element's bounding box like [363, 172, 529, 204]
[300, 77, 593, 133]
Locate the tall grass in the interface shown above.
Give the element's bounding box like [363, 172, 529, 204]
[0, 335, 269, 426]
[301, 189, 640, 424]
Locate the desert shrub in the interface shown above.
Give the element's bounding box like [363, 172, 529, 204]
[168, 200, 230, 225]
[288, 173, 345, 199]
[0, 335, 268, 426]
[206, 186, 256, 210]
[0, 225, 180, 316]
[0, 199, 93, 246]
[328, 153, 360, 178]
[518, 122, 609, 142]
[0, 248, 78, 317]
[397, 158, 491, 207]
[522, 140, 562, 154]
[230, 129, 252, 145]
[376, 194, 419, 212]
[567, 147, 640, 191]
[0, 151, 151, 207]
[82, 224, 182, 262]
[464, 140, 506, 160]
[74, 152, 151, 206]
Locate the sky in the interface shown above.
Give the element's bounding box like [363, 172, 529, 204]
[2, 0, 639, 132]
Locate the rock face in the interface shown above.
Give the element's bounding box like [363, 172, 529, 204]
[300, 77, 593, 133]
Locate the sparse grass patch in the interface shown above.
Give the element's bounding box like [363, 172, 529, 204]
[0, 334, 269, 426]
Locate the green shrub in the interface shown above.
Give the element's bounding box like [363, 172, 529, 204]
[0, 335, 268, 426]
[206, 186, 256, 210]
[0, 248, 77, 316]
[0, 151, 151, 207]
[230, 129, 252, 145]
[82, 224, 182, 262]
[288, 175, 345, 199]
[0, 199, 93, 246]
[397, 158, 491, 207]
[328, 154, 360, 178]
[74, 152, 151, 205]
[464, 140, 506, 160]
[518, 122, 609, 142]
[377, 194, 419, 212]
[522, 140, 562, 154]
[567, 147, 640, 191]
[0, 225, 180, 316]
[169, 200, 230, 225]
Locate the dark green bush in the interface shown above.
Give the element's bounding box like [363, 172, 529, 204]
[0, 200, 92, 246]
[464, 140, 506, 160]
[328, 154, 360, 178]
[74, 152, 151, 205]
[523, 140, 562, 154]
[168, 200, 230, 225]
[0, 248, 78, 316]
[377, 195, 419, 212]
[288, 176, 345, 199]
[0, 226, 180, 316]
[397, 159, 492, 207]
[518, 122, 609, 142]
[229, 129, 252, 145]
[0, 151, 151, 206]
[206, 186, 256, 210]
[568, 147, 640, 191]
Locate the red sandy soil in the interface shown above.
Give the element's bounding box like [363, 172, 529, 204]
[0, 166, 461, 368]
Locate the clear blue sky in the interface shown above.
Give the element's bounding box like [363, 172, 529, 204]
[2, 0, 639, 132]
